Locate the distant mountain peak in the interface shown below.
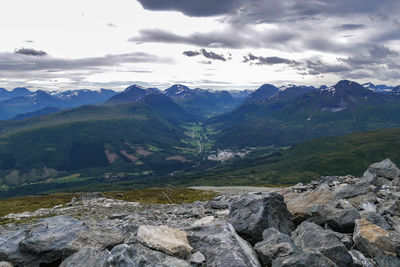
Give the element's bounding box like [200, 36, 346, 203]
[247, 84, 279, 102]
[124, 84, 146, 92]
[165, 84, 192, 98]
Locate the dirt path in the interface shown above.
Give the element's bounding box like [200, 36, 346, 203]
[190, 186, 289, 196]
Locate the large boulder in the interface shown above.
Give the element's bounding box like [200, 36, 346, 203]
[361, 211, 392, 230]
[292, 221, 353, 267]
[0, 229, 35, 265]
[364, 159, 400, 182]
[60, 247, 109, 267]
[285, 189, 335, 224]
[15, 216, 88, 266]
[311, 205, 360, 233]
[0, 216, 124, 266]
[187, 219, 261, 267]
[331, 182, 371, 200]
[271, 251, 336, 267]
[229, 192, 294, 244]
[137, 225, 192, 258]
[106, 244, 191, 267]
[353, 219, 398, 258]
[254, 227, 298, 267]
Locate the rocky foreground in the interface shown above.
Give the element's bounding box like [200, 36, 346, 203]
[1, 159, 400, 266]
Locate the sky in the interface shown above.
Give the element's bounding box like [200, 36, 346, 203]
[1, 0, 400, 91]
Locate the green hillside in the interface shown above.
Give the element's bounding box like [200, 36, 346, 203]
[0, 94, 203, 197]
[167, 128, 400, 186]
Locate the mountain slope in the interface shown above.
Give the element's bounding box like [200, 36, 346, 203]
[52, 89, 117, 106]
[0, 88, 117, 120]
[0, 91, 66, 120]
[106, 85, 158, 104]
[11, 107, 60, 120]
[247, 84, 279, 102]
[210, 80, 400, 147]
[0, 94, 197, 191]
[0, 87, 31, 101]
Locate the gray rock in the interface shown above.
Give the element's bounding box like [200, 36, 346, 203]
[19, 216, 88, 265]
[353, 219, 397, 259]
[60, 247, 108, 267]
[365, 159, 400, 181]
[359, 202, 377, 213]
[336, 199, 354, 209]
[379, 199, 400, 216]
[106, 243, 190, 267]
[361, 212, 392, 230]
[292, 221, 353, 267]
[78, 192, 106, 201]
[271, 251, 336, 267]
[348, 193, 378, 208]
[330, 231, 353, 250]
[385, 215, 400, 232]
[0, 229, 34, 265]
[374, 255, 400, 267]
[0, 262, 13, 267]
[1, 216, 124, 266]
[332, 182, 371, 200]
[229, 192, 294, 244]
[254, 227, 298, 267]
[187, 220, 261, 267]
[187, 251, 205, 266]
[311, 205, 360, 233]
[375, 177, 391, 186]
[348, 250, 375, 267]
[206, 200, 229, 209]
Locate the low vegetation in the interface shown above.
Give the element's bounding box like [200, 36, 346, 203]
[0, 188, 217, 223]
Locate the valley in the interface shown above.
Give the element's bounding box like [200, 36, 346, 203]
[0, 80, 400, 198]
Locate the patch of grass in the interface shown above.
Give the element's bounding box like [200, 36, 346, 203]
[0, 193, 78, 218]
[0, 188, 217, 223]
[104, 188, 218, 204]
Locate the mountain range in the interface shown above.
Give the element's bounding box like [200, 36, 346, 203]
[1, 79, 400, 197]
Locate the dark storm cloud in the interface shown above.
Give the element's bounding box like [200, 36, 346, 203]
[183, 50, 200, 57]
[0, 51, 171, 72]
[183, 49, 228, 61]
[136, 0, 241, 17]
[15, 48, 47, 57]
[130, 28, 298, 49]
[338, 44, 399, 66]
[130, 29, 244, 48]
[333, 24, 365, 30]
[305, 60, 351, 75]
[243, 53, 299, 66]
[137, 0, 399, 24]
[200, 49, 226, 61]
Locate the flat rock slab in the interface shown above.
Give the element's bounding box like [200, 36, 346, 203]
[137, 225, 193, 258]
[187, 220, 261, 267]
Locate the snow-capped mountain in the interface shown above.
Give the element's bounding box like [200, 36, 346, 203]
[362, 82, 393, 93]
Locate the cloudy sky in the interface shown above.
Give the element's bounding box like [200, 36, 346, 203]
[1, 0, 400, 91]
